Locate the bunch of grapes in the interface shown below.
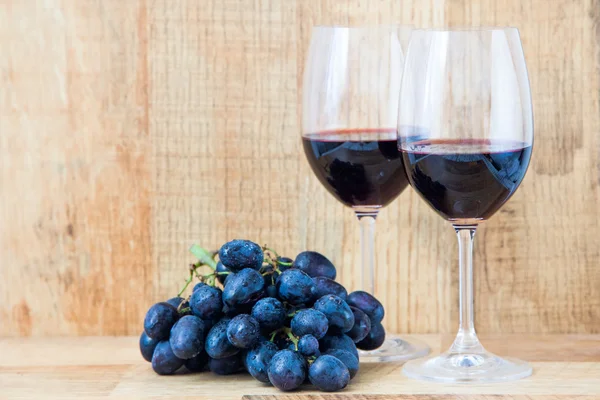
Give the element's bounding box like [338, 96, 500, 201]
[140, 239, 386, 392]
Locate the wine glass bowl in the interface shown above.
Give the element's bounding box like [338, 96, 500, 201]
[302, 128, 408, 209]
[398, 27, 534, 382]
[400, 137, 533, 224]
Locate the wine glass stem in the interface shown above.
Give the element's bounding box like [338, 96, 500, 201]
[451, 225, 484, 353]
[356, 211, 378, 295]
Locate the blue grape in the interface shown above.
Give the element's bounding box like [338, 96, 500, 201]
[319, 334, 359, 360]
[346, 306, 371, 343]
[245, 341, 278, 383]
[169, 315, 207, 359]
[313, 277, 348, 301]
[224, 271, 237, 286]
[219, 239, 264, 272]
[293, 251, 336, 280]
[268, 350, 307, 391]
[313, 295, 354, 333]
[356, 322, 385, 351]
[193, 282, 206, 292]
[226, 314, 261, 349]
[251, 297, 286, 331]
[139, 331, 159, 362]
[151, 340, 184, 375]
[298, 335, 320, 357]
[189, 285, 223, 320]
[166, 296, 187, 309]
[283, 304, 305, 327]
[205, 319, 239, 359]
[215, 261, 231, 285]
[222, 268, 265, 309]
[346, 291, 384, 324]
[276, 269, 317, 305]
[326, 349, 359, 379]
[144, 302, 179, 340]
[290, 309, 328, 339]
[308, 355, 350, 392]
[184, 350, 209, 372]
[209, 353, 244, 375]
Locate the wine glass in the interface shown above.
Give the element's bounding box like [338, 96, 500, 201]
[302, 25, 429, 362]
[398, 27, 534, 382]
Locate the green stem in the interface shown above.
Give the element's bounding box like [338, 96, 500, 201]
[178, 307, 191, 315]
[286, 330, 299, 351]
[262, 245, 279, 259]
[190, 245, 218, 270]
[177, 270, 194, 297]
[277, 260, 293, 267]
[263, 258, 277, 270]
[269, 331, 278, 342]
[176, 297, 189, 312]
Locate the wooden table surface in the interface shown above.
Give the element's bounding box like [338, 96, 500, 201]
[1, 334, 599, 399]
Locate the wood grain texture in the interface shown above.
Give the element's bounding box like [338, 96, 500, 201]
[1, 335, 600, 398]
[1, 0, 599, 336]
[245, 396, 599, 400]
[0, 0, 153, 336]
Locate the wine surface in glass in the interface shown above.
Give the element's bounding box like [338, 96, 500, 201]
[303, 129, 409, 208]
[400, 138, 532, 221]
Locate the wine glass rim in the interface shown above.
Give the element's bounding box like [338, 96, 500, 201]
[410, 26, 519, 33]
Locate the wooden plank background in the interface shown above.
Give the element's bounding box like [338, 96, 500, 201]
[0, 0, 598, 337]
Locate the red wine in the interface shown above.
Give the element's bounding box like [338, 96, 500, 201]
[400, 139, 532, 221]
[302, 129, 409, 208]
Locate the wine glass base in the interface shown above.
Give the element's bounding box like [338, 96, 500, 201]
[358, 335, 430, 363]
[402, 349, 532, 383]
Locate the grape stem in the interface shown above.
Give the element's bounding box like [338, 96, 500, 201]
[262, 258, 277, 270]
[176, 297, 189, 312]
[178, 307, 191, 315]
[206, 275, 216, 287]
[269, 331, 278, 342]
[177, 270, 195, 297]
[268, 326, 297, 346]
[189, 245, 218, 270]
[285, 330, 299, 351]
[262, 245, 279, 259]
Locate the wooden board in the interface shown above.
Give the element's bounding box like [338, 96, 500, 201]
[245, 396, 600, 400]
[1, 335, 599, 399]
[1, 0, 599, 337]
